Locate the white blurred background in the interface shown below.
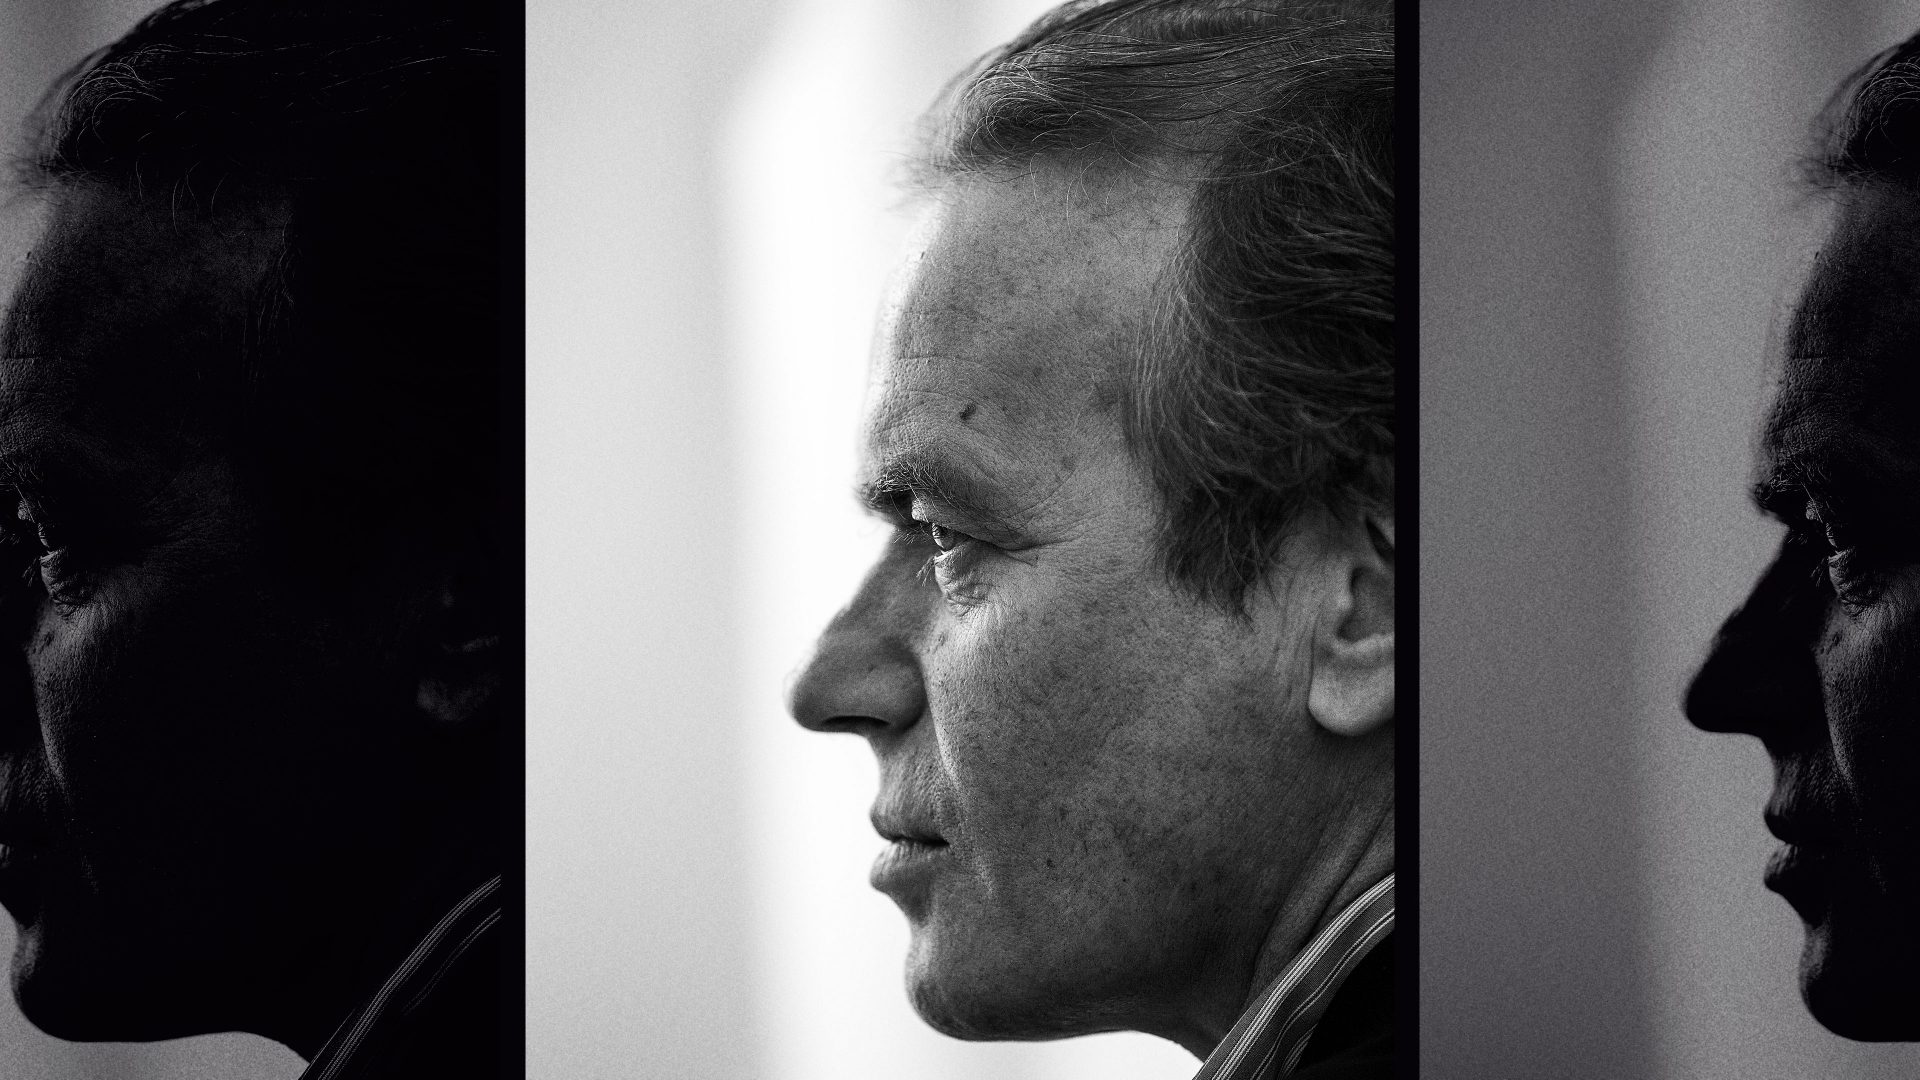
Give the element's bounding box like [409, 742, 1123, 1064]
[1423, 0, 1920, 1076]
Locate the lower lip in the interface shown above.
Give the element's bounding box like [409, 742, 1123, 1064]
[1764, 844, 1831, 922]
[870, 839, 948, 892]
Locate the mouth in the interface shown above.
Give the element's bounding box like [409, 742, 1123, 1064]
[1760, 800, 1838, 924]
[868, 802, 947, 849]
[869, 835, 948, 894]
[0, 840, 45, 926]
[875, 824, 946, 847]
[868, 811, 950, 894]
[1763, 807, 1822, 847]
[1764, 841, 1831, 923]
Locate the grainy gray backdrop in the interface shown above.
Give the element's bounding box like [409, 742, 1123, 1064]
[1422, 0, 1920, 1075]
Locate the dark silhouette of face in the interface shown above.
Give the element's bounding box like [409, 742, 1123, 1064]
[0, 186, 474, 1053]
[1688, 181, 1920, 1041]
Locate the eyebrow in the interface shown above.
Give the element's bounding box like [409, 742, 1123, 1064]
[0, 452, 55, 494]
[1752, 417, 1917, 524]
[856, 453, 1015, 532]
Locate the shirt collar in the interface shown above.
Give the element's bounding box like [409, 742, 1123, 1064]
[298, 873, 504, 1080]
[1192, 872, 1395, 1080]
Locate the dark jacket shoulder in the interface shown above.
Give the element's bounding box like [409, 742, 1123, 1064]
[1292, 932, 1393, 1080]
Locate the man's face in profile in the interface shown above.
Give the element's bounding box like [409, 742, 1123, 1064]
[790, 169, 1356, 1052]
[1689, 181, 1920, 1040]
[0, 186, 430, 1044]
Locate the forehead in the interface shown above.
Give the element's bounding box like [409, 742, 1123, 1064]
[1769, 184, 1920, 490]
[1, 185, 283, 403]
[0, 186, 287, 490]
[866, 170, 1185, 470]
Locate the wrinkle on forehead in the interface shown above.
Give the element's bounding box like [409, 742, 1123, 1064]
[899, 172, 1175, 337]
[1788, 185, 1920, 369]
[868, 356, 1029, 439]
[863, 351, 1105, 531]
[1770, 184, 1920, 493]
[2, 184, 285, 376]
[866, 169, 1185, 460]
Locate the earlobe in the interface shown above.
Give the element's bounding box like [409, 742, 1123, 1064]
[1308, 630, 1394, 736]
[1305, 515, 1395, 738]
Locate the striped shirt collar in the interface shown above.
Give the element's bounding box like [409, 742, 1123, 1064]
[1193, 872, 1395, 1080]
[298, 873, 504, 1080]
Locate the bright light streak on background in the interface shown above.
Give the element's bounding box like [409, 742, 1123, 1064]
[721, 0, 1199, 1076]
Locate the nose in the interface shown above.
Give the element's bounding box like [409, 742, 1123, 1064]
[788, 549, 929, 738]
[1684, 541, 1825, 746]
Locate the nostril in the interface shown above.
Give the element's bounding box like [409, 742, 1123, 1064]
[812, 712, 889, 738]
[787, 629, 925, 737]
[1684, 625, 1824, 745]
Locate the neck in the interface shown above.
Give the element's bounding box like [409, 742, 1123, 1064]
[267, 825, 498, 1059]
[1179, 783, 1394, 1059]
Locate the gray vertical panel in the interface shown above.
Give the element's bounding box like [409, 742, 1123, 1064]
[1420, 1, 1666, 1075]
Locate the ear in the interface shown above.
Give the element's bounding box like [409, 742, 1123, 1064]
[414, 554, 502, 731]
[1305, 513, 1394, 737]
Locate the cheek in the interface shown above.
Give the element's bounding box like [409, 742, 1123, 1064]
[29, 601, 142, 786]
[922, 580, 1252, 869]
[1817, 597, 1920, 844]
[28, 572, 287, 827]
[926, 596, 1114, 807]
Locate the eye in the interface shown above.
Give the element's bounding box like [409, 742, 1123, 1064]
[1, 501, 46, 556]
[1803, 505, 1851, 556]
[1801, 502, 1875, 609]
[1821, 520, 1852, 557]
[901, 515, 990, 609]
[927, 523, 969, 553]
[0, 496, 87, 609]
[0, 506, 41, 591]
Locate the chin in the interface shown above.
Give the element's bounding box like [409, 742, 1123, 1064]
[1799, 924, 1920, 1041]
[901, 923, 1111, 1043]
[906, 973, 1091, 1043]
[8, 919, 209, 1043]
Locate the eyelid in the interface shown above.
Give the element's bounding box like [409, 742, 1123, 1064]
[908, 494, 1004, 541]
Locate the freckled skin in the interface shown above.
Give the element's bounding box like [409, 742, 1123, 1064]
[790, 169, 1392, 1056]
[1689, 182, 1920, 1040]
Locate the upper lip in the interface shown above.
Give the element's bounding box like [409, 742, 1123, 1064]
[869, 809, 945, 846]
[1763, 802, 1830, 848]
